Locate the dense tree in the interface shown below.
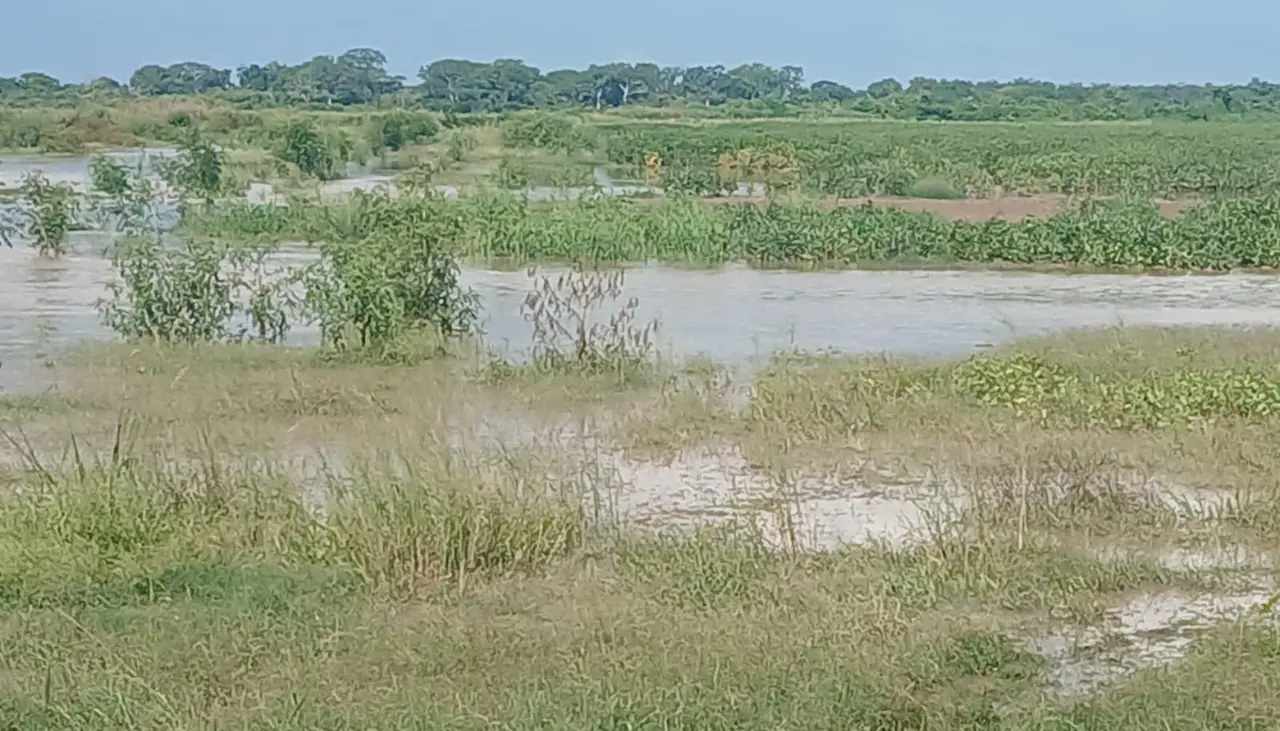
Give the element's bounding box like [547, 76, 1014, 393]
[18, 72, 62, 94]
[11, 48, 1280, 122]
[333, 48, 403, 104]
[809, 80, 858, 103]
[128, 62, 231, 95]
[88, 76, 124, 93]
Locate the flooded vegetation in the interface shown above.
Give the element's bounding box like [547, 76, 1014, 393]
[8, 243, 1280, 392]
[5, 66, 1280, 729]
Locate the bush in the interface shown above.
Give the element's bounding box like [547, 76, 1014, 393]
[301, 193, 480, 361]
[274, 119, 348, 181]
[98, 237, 295, 345]
[18, 171, 80, 257]
[905, 176, 965, 199]
[369, 111, 439, 152]
[501, 113, 593, 154]
[91, 157, 295, 344]
[484, 265, 658, 381]
[156, 128, 235, 202]
[442, 129, 477, 163]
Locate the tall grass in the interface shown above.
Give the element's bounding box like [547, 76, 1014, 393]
[0, 434, 585, 606]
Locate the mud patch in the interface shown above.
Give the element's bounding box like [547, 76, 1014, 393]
[602, 450, 946, 549]
[1027, 586, 1277, 696]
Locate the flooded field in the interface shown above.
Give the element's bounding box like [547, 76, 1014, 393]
[0, 149, 176, 190]
[6, 152, 1280, 728]
[0, 150, 745, 204]
[4, 240, 1280, 392]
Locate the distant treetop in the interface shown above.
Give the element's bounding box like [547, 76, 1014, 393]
[3, 49, 1277, 121]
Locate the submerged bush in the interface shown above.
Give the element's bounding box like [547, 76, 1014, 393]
[17, 171, 80, 257]
[90, 154, 295, 344]
[302, 192, 480, 361]
[155, 127, 236, 202]
[98, 236, 295, 345]
[521, 265, 657, 375]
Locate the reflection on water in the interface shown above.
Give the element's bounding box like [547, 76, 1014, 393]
[5, 241, 1280, 393]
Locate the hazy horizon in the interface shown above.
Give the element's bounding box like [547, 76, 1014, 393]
[4, 0, 1279, 87]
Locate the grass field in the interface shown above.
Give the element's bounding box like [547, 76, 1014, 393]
[1, 325, 1278, 730]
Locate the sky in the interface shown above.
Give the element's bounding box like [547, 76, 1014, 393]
[3, 0, 1279, 87]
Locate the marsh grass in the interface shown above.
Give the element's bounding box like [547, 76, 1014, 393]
[2, 329, 1280, 728]
[619, 326, 1280, 551]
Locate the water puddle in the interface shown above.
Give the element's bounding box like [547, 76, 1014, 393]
[1027, 585, 1278, 696]
[599, 450, 944, 549]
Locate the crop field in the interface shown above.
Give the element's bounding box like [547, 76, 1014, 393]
[186, 192, 1280, 271]
[34, 109, 1265, 272]
[5, 80, 1280, 729]
[586, 119, 1280, 198]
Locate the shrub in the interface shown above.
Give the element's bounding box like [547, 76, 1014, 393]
[98, 236, 295, 345]
[90, 157, 295, 344]
[501, 113, 593, 154]
[301, 193, 480, 361]
[274, 119, 347, 181]
[905, 176, 965, 199]
[18, 171, 80, 257]
[513, 265, 658, 378]
[369, 111, 439, 152]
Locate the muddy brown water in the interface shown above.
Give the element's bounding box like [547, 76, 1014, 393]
[4, 239, 1280, 393]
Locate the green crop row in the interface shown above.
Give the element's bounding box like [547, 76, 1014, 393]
[183, 193, 1280, 271]
[591, 120, 1280, 198]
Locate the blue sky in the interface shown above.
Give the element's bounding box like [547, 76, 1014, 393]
[3, 0, 1277, 86]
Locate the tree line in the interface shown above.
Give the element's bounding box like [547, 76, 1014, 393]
[5, 48, 1280, 121]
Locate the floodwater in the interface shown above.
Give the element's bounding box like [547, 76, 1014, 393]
[0, 149, 177, 190]
[5, 150, 1280, 391]
[5, 240, 1280, 392]
[2, 151, 746, 204]
[7, 155, 1280, 697]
